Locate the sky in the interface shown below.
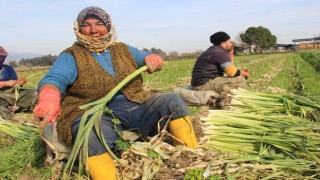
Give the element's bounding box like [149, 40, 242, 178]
[1, 0, 320, 56]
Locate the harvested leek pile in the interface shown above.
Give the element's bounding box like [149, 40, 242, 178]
[202, 89, 320, 179]
[230, 88, 320, 121]
[0, 119, 47, 179]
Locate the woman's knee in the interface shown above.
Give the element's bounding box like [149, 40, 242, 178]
[72, 115, 120, 156]
[162, 93, 190, 115]
[87, 127, 118, 156]
[165, 93, 184, 102]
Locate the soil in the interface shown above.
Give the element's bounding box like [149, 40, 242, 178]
[191, 106, 208, 141]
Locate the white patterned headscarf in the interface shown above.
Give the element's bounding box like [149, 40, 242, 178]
[74, 6, 115, 53]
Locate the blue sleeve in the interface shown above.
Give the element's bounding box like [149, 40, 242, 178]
[128, 45, 151, 67]
[38, 53, 78, 93]
[0, 65, 18, 81]
[7, 66, 18, 80]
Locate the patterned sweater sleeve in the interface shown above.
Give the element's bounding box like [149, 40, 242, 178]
[128, 45, 151, 67]
[38, 53, 78, 93]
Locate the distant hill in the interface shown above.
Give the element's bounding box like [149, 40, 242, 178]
[6, 52, 43, 62]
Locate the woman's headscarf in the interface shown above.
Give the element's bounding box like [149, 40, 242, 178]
[74, 6, 115, 53]
[0, 46, 8, 67]
[0, 46, 8, 57]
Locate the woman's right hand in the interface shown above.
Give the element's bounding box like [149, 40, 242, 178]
[0, 80, 16, 88]
[33, 84, 61, 128]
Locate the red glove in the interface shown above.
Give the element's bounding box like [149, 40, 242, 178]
[33, 85, 61, 128]
[144, 54, 163, 73]
[242, 70, 250, 79]
[16, 78, 27, 86]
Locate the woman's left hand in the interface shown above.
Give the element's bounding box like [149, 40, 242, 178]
[144, 54, 163, 73]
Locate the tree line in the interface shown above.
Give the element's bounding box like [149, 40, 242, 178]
[9, 54, 58, 67]
[9, 47, 201, 67]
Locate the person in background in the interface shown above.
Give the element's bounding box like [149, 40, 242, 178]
[191, 31, 249, 93]
[0, 46, 38, 119]
[33, 6, 198, 180]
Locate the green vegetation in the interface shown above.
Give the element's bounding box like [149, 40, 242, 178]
[234, 52, 320, 99]
[15, 66, 50, 89]
[143, 59, 195, 92]
[0, 120, 49, 179]
[299, 50, 320, 72]
[185, 169, 222, 180]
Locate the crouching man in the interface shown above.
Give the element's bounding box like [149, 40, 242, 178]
[0, 46, 38, 119]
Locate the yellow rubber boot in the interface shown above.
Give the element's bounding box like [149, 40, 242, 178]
[87, 153, 117, 180]
[168, 116, 199, 148]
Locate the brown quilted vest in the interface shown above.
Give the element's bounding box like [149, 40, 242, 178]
[57, 42, 151, 145]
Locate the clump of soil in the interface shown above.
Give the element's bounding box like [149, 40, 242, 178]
[191, 106, 208, 140]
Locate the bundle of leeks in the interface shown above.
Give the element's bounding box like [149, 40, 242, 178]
[230, 88, 320, 121]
